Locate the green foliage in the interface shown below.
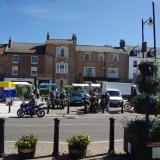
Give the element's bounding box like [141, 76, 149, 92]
[67, 134, 92, 148]
[39, 88, 50, 96]
[138, 60, 158, 76]
[15, 134, 38, 148]
[150, 118, 160, 137]
[16, 85, 32, 100]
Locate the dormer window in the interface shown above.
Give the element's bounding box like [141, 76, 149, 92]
[134, 49, 141, 56]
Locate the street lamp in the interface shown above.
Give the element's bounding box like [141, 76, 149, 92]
[141, 1, 156, 60]
[141, 17, 152, 58]
[152, 0, 156, 60]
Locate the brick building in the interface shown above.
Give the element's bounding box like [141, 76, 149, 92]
[0, 33, 130, 88]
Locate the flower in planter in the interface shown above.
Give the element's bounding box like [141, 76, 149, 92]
[122, 119, 152, 135]
[15, 134, 38, 159]
[67, 133, 92, 148]
[149, 118, 160, 142]
[15, 134, 38, 148]
[67, 133, 92, 159]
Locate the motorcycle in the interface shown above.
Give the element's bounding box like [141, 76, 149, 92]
[17, 99, 45, 118]
[89, 96, 100, 113]
[123, 98, 134, 111]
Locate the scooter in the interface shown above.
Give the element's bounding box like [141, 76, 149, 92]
[17, 98, 45, 118]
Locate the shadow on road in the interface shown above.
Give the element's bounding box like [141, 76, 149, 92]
[5, 153, 133, 160]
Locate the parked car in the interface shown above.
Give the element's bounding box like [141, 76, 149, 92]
[107, 88, 123, 107]
[69, 93, 84, 105]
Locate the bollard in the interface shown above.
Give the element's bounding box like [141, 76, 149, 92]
[52, 118, 60, 157]
[108, 117, 115, 154]
[8, 101, 11, 113]
[0, 118, 5, 158]
[67, 99, 70, 114]
[121, 101, 123, 113]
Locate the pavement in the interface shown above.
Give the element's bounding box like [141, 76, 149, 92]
[0, 99, 137, 160]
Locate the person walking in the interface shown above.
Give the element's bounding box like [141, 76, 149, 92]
[105, 90, 110, 112]
[49, 89, 57, 109]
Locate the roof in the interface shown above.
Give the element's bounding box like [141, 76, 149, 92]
[6, 42, 45, 54]
[47, 39, 73, 44]
[76, 45, 128, 54]
[0, 44, 7, 54]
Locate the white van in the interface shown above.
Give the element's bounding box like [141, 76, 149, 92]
[107, 88, 123, 107]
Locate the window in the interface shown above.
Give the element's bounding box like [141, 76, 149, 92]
[12, 55, 19, 64]
[84, 67, 95, 77]
[84, 53, 91, 61]
[56, 46, 68, 58]
[133, 60, 137, 67]
[112, 54, 119, 62]
[31, 67, 37, 76]
[12, 66, 18, 75]
[134, 49, 141, 56]
[56, 63, 68, 74]
[31, 56, 38, 64]
[107, 68, 119, 78]
[98, 53, 105, 61]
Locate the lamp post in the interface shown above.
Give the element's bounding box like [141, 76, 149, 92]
[141, 17, 152, 58]
[142, 1, 156, 60]
[152, 0, 156, 60]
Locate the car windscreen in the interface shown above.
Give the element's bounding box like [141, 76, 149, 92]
[107, 91, 120, 96]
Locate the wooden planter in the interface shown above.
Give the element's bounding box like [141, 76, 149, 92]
[124, 128, 160, 160]
[124, 128, 150, 160]
[68, 145, 87, 159]
[18, 144, 36, 159]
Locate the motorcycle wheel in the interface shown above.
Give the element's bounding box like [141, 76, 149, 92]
[17, 109, 25, 118]
[124, 103, 132, 111]
[36, 109, 45, 117]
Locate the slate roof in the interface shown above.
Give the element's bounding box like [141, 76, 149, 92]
[76, 45, 129, 54]
[6, 42, 45, 54]
[47, 39, 73, 44]
[0, 44, 7, 54]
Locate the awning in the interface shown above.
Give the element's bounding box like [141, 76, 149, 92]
[0, 82, 15, 88]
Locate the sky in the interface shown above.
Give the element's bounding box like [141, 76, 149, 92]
[0, 0, 160, 47]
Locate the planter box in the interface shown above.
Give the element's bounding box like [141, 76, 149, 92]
[18, 145, 36, 159]
[124, 128, 160, 160]
[68, 145, 87, 159]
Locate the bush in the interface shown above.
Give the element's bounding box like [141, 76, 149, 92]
[67, 134, 92, 148]
[15, 134, 38, 148]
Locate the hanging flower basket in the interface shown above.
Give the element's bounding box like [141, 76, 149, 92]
[138, 61, 158, 77]
[134, 95, 160, 115]
[136, 76, 159, 94]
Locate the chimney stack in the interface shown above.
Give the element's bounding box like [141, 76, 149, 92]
[120, 39, 125, 49]
[47, 32, 50, 40]
[8, 37, 12, 48]
[72, 34, 77, 44]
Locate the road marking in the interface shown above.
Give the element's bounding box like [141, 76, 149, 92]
[5, 139, 123, 144]
[6, 123, 111, 127]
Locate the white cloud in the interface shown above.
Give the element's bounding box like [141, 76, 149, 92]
[18, 6, 93, 21]
[18, 6, 52, 18]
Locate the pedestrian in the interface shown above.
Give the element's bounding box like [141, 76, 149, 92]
[49, 89, 57, 109]
[36, 88, 40, 99]
[105, 90, 110, 112]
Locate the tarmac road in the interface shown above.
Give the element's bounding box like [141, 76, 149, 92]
[5, 116, 124, 142]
